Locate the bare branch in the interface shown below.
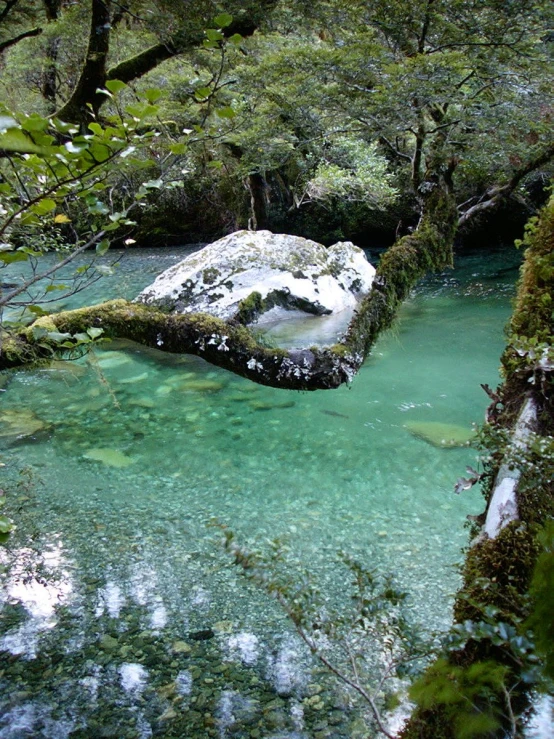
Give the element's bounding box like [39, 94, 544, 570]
[0, 26, 42, 54]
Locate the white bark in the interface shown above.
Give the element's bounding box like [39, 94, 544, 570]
[484, 397, 537, 539]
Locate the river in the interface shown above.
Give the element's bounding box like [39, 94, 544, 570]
[0, 244, 520, 737]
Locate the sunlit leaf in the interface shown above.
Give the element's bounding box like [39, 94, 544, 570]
[0, 251, 28, 264]
[145, 88, 162, 104]
[216, 106, 236, 119]
[0, 128, 44, 154]
[194, 87, 212, 101]
[105, 79, 127, 94]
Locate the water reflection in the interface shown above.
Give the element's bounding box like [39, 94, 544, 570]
[0, 538, 73, 659]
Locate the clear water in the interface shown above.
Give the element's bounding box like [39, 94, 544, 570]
[0, 245, 520, 738]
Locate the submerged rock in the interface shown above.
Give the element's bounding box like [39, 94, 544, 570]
[405, 421, 475, 448]
[83, 448, 135, 467]
[135, 230, 375, 324]
[0, 408, 51, 442]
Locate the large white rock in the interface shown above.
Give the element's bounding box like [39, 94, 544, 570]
[135, 230, 375, 325]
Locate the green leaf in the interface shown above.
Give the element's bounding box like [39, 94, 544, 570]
[125, 103, 158, 120]
[105, 79, 127, 94]
[194, 87, 212, 101]
[145, 88, 162, 104]
[87, 327, 104, 340]
[87, 200, 109, 215]
[0, 514, 14, 534]
[203, 39, 220, 50]
[216, 106, 236, 119]
[27, 305, 50, 317]
[96, 239, 110, 255]
[88, 122, 104, 136]
[88, 142, 111, 162]
[31, 198, 57, 216]
[214, 12, 233, 27]
[45, 284, 69, 293]
[143, 178, 163, 189]
[0, 251, 28, 264]
[228, 33, 243, 45]
[31, 326, 49, 340]
[0, 128, 44, 154]
[20, 114, 49, 132]
[46, 331, 72, 343]
[169, 142, 187, 155]
[206, 29, 224, 42]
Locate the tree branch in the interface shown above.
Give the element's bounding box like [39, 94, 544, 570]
[0, 0, 19, 24]
[0, 26, 42, 54]
[458, 141, 554, 228]
[0, 231, 106, 308]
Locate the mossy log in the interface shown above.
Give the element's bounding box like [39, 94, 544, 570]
[0, 185, 458, 390]
[400, 195, 554, 738]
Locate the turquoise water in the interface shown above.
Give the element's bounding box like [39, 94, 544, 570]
[0, 246, 519, 738]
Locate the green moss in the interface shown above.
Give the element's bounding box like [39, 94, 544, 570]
[455, 523, 541, 624]
[235, 291, 264, 325]
[202, 267, 220, 285]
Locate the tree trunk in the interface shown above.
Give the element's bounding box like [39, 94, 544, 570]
[457, 142, 554, 230]
[56, 0, 112, 125]
[41, 0, 62, 113]
[247, 173, 269, 230]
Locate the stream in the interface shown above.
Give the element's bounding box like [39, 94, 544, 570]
[0, 244, 522, 738]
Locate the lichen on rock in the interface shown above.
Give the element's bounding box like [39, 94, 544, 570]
[135, 230, 376, 329]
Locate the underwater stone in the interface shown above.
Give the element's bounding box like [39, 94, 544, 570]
[98, 634, 118, 651]
[135, 230, 375, 323]
[0, 408, 51, 441]
[404, 421, 475, 448]
[82, 448, 135, 467]
[171, 640, 191, 654]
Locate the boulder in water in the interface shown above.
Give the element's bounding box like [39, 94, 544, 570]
[135, 230, 375, 325]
